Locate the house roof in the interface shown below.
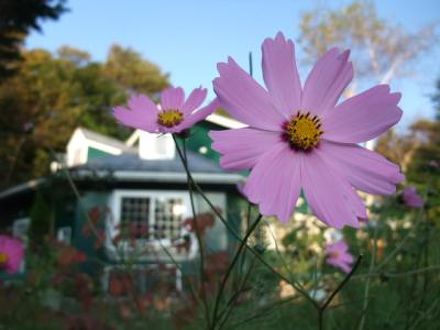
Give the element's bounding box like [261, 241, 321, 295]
[70, 149, 243, 184]
[77, 127, 133, 152]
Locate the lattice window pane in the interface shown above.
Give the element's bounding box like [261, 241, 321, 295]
[154, 197, 184, 240]
[120, 197, 150, 239]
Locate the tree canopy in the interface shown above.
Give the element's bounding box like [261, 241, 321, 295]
[299, 0, 437, 87]
[0, 0, 68, 80]
[0, 45, 169, 188]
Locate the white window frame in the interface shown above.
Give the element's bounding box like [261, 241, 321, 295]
[106, 189, 194, 261]
[12, 217, 30, 273]
[57, 226, 72, 245]
[13, 217, 30, 240]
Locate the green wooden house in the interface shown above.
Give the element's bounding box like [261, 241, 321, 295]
[0, 114, 247, 293]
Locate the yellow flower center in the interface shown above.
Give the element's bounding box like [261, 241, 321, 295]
[0, 252, 8, 265]
[157, 109, 184, 128]
[285, 111, 323, 151]
[329, 251, 340, 259]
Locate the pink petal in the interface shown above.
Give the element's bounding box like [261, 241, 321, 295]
[302, 48, 353, 116]
[176, 98, 221, 132]
[262, 32, 301, 118]
[402, 187, 424, 208]
[328, 240, 349, 253]
[181, 87, 207, 114]
[317, 141, 404, 195]
[327, 257, 351, 272]
[213, 57, 284, 131]
[322, 85, 402, 143]
[161, 87, 185, 110]
[113, 94, 159, 132]
[242, 144, 301, 223]
[338, 252, 354, 264]
[302, 152, 361, 228]
[210, 128, 283, 171]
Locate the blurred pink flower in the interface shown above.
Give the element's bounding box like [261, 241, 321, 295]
[402, 186, 424, 208]
[210, 32, 404, 228]
[0, 235, 24, 274]
[326, 240, 353, 273]
[113, 86, 220, 134]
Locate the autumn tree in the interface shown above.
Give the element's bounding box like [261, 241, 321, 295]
[0, 45, 169, 188]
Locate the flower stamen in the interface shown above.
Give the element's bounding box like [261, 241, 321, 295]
[0, 252, 8, 265]
[157, 109, 184, 128]
[285, 111, 323, 151]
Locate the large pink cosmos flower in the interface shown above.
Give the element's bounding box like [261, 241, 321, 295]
[325, 240, 354, 273]
[113, 86, 220, 134]
[210, 32, 404, 228]
[0, 235, 24, 274]
[402, 186, 424, 208]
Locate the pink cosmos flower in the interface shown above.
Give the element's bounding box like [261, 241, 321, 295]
[210, 32, 404, 228]
[113, 86, 220, 134]
[0, 235, 24, 274]
[402, 186, 424, 208]
[325, 240, 353, 273]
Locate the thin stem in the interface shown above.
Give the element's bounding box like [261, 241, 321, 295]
[172, 139, 317, 308]
[321, 255, 363, 311]
[211, 214, 263, 329]
[358, 225, 378, 330]
[173, 135, 211, 328]
[319, 255, 363, 330]
[216, 254, 258, 328]
[228, 295, 302, 329]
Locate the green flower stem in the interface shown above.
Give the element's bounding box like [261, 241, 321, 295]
[319, 255, 363, 330]
[211, 213, 263, 329]
[173, 135, 211, 328]
[172, 136, 317, 309]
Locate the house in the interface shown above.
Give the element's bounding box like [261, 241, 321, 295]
[0, 114, 248, 293]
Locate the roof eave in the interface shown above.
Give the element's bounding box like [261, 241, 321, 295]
[71, 170, 244, 184]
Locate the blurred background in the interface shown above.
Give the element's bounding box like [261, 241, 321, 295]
[0, 0, 439, 329]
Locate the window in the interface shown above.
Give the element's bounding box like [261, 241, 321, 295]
[108, 190, 192, 259]
[118, 195, 185, 240]
[107, 190, 227, 261]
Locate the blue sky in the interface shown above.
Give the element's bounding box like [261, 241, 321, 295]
[26, 0, 440, 130]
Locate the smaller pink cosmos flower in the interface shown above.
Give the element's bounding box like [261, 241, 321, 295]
[325, 240, 353, 273]
[0, 235, 24, 275]
[113, 86, 220, 134]
[402, 186, 424, 208]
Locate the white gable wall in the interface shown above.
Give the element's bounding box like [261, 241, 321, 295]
[66, 128, 123, 167]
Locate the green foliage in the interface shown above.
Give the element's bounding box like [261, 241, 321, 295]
[0, 0, 67, 80]
[433, 77, 440, 121]
[29, 191, 52, 244]
[406, 120, 440, 222]
[105, 45, 169, 95]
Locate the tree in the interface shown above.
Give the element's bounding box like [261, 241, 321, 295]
[0, 45, 169, 188]
[0, 0, 67, 80]
[299, 1, 437, 87]
[299, 0, 438, 151]
[104, 45, 169, 95]
[433, 77, 440, 121]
